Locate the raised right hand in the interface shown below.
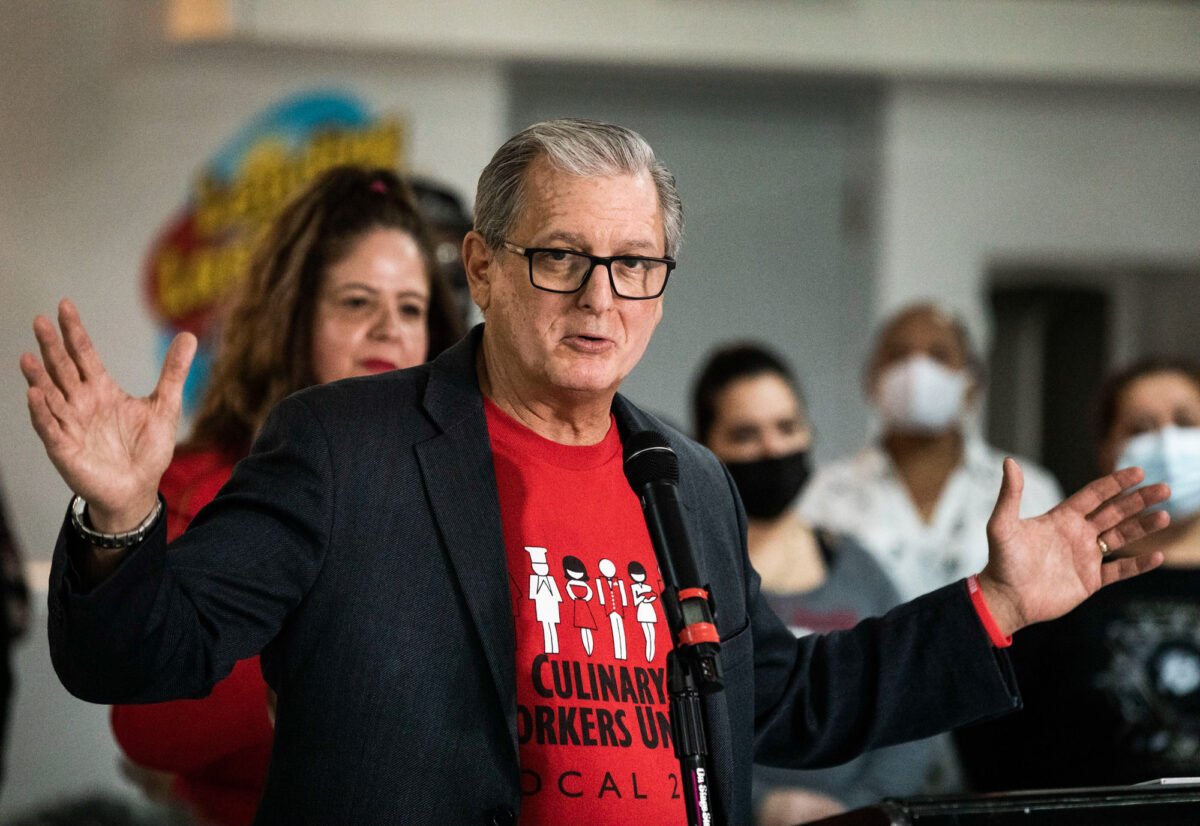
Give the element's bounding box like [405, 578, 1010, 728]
[978, 458, 1169, 636]
[19, 299, 196, 532]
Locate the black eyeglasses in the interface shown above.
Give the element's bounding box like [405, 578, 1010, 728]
[501, 241, 675, 300]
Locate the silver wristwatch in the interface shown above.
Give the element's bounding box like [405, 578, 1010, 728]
[69, 495, 163, 549]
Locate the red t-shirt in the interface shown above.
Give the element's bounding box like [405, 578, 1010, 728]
[486, 400, 685, 825]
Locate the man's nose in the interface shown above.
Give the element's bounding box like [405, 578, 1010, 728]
[575, 262, 615, 310]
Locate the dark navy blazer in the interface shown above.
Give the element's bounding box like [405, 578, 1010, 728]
[49, 326, 1020, 824]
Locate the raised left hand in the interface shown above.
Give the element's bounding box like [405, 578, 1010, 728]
[977, 458, 1170, 636]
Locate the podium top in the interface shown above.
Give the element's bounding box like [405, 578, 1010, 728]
[807, 782, 1200, 825]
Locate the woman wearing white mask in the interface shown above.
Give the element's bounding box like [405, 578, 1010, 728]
[800, 303, 1063, 601]
[956, 357, 1200, 790]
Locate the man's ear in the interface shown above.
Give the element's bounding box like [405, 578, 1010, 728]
[462, 231, 494, 314]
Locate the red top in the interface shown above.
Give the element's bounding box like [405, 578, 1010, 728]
[110, 446, 273, 826]
[485, 400, 685, 825]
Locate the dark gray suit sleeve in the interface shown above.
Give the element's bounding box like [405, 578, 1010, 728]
[682, 446, 1022, 773]
[48, 395, 334, 704]
[749, 569, 1021, 769]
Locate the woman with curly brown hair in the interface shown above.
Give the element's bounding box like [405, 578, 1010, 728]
[110, 165, 464, 826]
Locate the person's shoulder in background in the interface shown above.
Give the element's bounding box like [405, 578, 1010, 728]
[0, 471, 29, 641]
[965, 438, 1063, 515]
[819, 529, 903, 613]
[798, 444, 888, 529]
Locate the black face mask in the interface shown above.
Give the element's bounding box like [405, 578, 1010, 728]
[724, 450, 812, 520]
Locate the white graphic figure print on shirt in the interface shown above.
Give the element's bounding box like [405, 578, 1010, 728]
[627, 561, 659, 663]
[527, 546, 563, 655]
[597, 558, 629, 661]
[563, 556, 599, 656]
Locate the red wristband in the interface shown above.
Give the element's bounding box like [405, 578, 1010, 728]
[966, 574, 1013, 648]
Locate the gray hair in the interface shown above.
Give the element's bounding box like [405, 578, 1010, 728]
[474, 119, 684, 258]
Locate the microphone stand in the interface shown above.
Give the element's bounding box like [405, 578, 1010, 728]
[638, 478, 724, 826]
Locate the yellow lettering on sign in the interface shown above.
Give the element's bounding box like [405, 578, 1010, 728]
[153, 241, 253, 320]
[193, 119, 406, 239]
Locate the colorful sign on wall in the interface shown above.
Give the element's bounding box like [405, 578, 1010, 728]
[142, 90, 406, 411]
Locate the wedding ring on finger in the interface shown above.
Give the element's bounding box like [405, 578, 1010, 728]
[1097, 536, 1112, 557]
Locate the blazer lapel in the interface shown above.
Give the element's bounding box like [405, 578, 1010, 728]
[415, 329, 519, 759]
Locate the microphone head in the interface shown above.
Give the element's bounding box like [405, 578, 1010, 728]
[623, 430, 679, 489]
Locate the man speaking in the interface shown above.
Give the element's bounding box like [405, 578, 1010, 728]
[22, 119, 1168, 824]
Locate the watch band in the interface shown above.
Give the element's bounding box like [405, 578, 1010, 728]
[69, 495, 163, 550]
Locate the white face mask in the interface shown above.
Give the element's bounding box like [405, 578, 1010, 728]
[876, 355, 970, 434]
[1116, 425, 1200, 521]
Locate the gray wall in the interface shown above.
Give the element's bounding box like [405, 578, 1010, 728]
[510, 68, 880, 460]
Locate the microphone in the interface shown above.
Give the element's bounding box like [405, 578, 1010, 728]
[623, 431, 722, 691]
[624, 430, 723, 826]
